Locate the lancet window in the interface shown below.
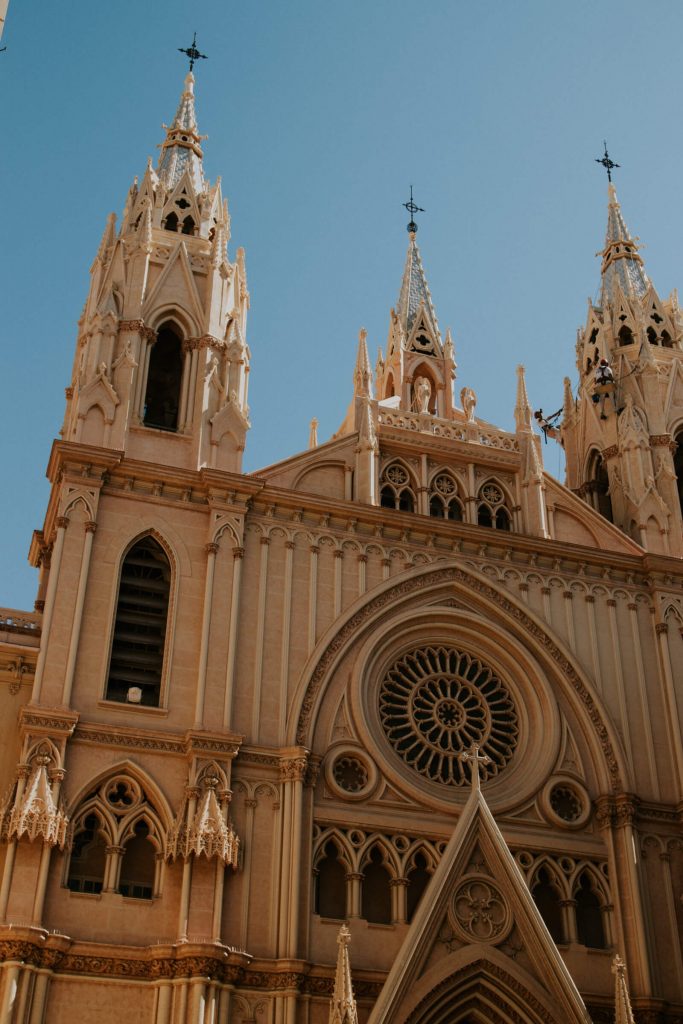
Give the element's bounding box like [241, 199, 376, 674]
[67, 774, 165, 900]
[380, 462, 416, 514]
[105, 535, 171, 707]
[360, 846, 392, 924]
[531, 865, 564, 943]
[476, 482, 511, 530]
[143, 323, 184, 432]
[406, 851, 432, 922]
[313, 840, 347, 919]
[585, 450, 613, 522]
[574, 871, 607, 948]
[429, 472, 464, 521]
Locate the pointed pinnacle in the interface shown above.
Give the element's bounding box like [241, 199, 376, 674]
[514, 364, 532, 432]
[612, 955, 636, 1024]
[96, 212, 117, 261]
[354, 328, 372, 397]
[562, 376, 574, 420]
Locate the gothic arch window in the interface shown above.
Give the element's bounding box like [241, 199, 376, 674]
[661, 329, 673, 348]
[67, 812, 107, 894]
[618, 324, 634, 346]
[380, 463, 416, 514]
[105, 536, 171, 707]
[181, 215, 196, 236]
[586, 450, 612, 522]
[314, 840, 347, 919]
[429, 473, 463, 521]
[647, 326, 658, 346]
[674, 429, 683, 515]
[531, 866, 564, 943]
[163, 211, 179, 232]
[143, 323, 184, 432]
[406, 851, 432, 922]
[67, 773, 166, 900]
[361, 846, 392, 924]
[574, 871, 607, 948]
[476, 481, 511, 531]
[119, 820, 157, 899]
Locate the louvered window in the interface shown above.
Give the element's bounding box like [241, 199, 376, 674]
[106, 537, 171, 707]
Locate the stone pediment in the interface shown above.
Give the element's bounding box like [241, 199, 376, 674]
[366, 780, 592, 1024]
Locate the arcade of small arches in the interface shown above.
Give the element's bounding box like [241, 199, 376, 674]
[312, 825, 611, 950]
[380, 462, 512, 531]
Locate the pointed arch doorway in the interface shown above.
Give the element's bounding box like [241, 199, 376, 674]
[402, 958, 569, 1024]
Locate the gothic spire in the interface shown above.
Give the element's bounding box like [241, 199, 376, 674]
[329, 925, 358, 1024]
[599, 184, 650, 307]
[396, 233, 441, 343]
[157, 71, 205, 193]
[353, 328, 372, 397]
[612, 956, 636, 1024]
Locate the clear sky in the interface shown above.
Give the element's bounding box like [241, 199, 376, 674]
[2, 0, 683, 608]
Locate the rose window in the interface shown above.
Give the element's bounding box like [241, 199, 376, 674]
[333, 756, 368, 794]
[434, 474, 456, 495]
[481, 484, 503, 504]
[385, 465, 409, 486]
[550, 784, 583, 822]
[378, 646, 518, 786]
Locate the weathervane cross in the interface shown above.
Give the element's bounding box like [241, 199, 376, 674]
[596, 141, 620, 183]
[403, 185, 425, 234]
[178, 32, 208, 73]
[458, 744, 491, 792]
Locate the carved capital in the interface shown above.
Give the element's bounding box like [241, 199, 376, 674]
[279, 756, 308, 783]
[85, 521, 97, 534]
[232, 546, 245, 560]
[602, 444, 619, 459]
[119, 319, 146, 333]
[205, 542, 219, 556]
[56, 516, 69, 530]
[655, 622, 668, 636]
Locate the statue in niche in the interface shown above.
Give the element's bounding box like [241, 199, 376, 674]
[415, 376, 432, 415]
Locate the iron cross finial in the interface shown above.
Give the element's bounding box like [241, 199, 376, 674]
[178, 32, 207, 73]
[458, 744, 491, 793]
[596, 141, 620, 183]
[403, 185, 425, 234]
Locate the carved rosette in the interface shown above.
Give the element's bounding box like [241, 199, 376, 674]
[166, 762, 240, 868]
[448, 875, 512, 945]
[0, 743, 69, 848]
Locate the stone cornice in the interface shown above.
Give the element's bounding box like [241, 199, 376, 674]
[71, 722, 243, 759]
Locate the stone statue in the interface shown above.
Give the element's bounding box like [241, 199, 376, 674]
[415, 376, 432, 414]
[460, 386, 477, 422]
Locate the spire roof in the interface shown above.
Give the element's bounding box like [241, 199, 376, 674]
[396, 233, 440, 341]
[600, 184, 650, 306]
[157, 72, 205, 193]
[613, 956, 636, 1024]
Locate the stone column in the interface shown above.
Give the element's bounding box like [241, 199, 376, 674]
[194, 542, 219, 728]
[31, 517, 69, 704]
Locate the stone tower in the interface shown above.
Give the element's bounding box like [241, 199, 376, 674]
[561, 184, 683, 555]
[63, 71, 250, 474]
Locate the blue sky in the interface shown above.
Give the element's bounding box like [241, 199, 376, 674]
[3, 0, 683, 607]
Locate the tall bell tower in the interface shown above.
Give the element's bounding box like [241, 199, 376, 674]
[62, 69, 250, 473]
[561, 180, 683, 556]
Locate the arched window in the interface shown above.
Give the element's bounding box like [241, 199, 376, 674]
[406, 852, 431, 922]
[575, 872, 606, 948]
[675, 430, 683, 515]
[618, 324, 634, 346]
[661, 330, 673, 349]
[587, 451, 612, 522]
[314, 841, 346, 919]
[119, 820, 156, 900]
[67, 813, 107, 894]
[163, 211, 179, 232]
[181, 215, 195, 236]
[380, 464, 416, 514]
[143, 324, 184, 432]
[532, 867, 564, 943]
[647, 326, 658, 346]
[477, 482, 511, 530]
[106, 536, 171, 707]
[429, 473, 463, 522]
[361, 846, 392, 924]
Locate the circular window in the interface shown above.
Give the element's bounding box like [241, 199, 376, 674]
[541, 776, 591, 828]
[325, 747, 377, 801]
[378, 646, 518, 787]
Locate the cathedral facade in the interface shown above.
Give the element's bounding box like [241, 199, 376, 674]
[0, 69, 682, 1024]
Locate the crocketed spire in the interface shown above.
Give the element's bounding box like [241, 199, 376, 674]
[157, 72, 205, 193]
[329, 925, 358, 1024]
[613, 955, 636, 1024]
[600, 184, 650, 306]
[396, 232, 441, 343]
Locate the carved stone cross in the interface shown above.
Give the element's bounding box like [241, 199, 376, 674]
[458, 743, 491, 792]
